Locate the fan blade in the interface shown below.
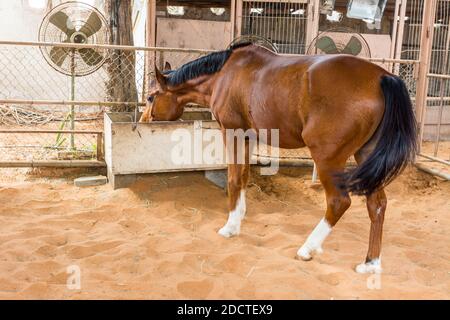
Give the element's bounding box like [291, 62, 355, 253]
[78, 12, 103, 38]
[49, 11, 75, 36]
[78, 48, 104, 66]
[315, 36, 339, 54]
[50, 45, 70, 67]
[342, 36, 362, 56]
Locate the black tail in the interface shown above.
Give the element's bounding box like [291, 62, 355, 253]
[338, 75, 418, 196]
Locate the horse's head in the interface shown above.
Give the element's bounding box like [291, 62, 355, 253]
[140, 62, 184, 122]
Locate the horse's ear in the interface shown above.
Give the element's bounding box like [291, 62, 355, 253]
[154, 65, 167, 89]
[164, 61, 172, 71]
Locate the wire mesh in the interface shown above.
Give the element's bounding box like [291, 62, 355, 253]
[241, 0, 309, 54]
[0, 42, 209, 162]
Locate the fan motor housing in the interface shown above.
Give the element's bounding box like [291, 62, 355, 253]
[71, 32, 88, 44]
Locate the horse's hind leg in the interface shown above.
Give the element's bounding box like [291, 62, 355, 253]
[354, 151, 386, 274]
[297, 158, 351, 260]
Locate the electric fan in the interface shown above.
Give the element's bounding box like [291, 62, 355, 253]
[306, 27, 371, 58]
[38, 1, 109, 150]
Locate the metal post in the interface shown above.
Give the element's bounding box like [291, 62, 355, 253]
[230, 0, 236, 40]
[235, 0, 243, 37]
[70, 49, 75, 150]
[146, 0, 156, 106]
[392, 0, 407, 74]
[306, 0, 320, 51]
[415, 0, 438, 152]
[390, 0, 401, 60]
[433, 16, 450, 157]
[97, 133, 104, 161]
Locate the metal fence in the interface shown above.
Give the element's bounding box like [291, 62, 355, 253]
[0, 41, 210, 165]
[415, 0, 450, 174]
[0, 40, 445, 174]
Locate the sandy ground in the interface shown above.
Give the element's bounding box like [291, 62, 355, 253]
[0, 166, 448, 300]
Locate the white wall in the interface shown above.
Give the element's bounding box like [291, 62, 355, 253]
[0, 0, 147, 108]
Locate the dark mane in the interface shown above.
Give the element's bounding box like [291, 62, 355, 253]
[164, 42, 252, 86]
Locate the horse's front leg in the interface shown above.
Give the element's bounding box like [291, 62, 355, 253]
[218, 140, 250, 238]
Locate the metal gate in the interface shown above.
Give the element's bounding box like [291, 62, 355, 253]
[237, 0, 315, 54]
[414, 0, 450, 178]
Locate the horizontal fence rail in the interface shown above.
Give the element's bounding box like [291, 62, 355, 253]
[0, 129, 103, 164]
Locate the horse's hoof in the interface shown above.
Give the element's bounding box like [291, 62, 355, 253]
[218, 224, 240, 238]
[296, 247, 312, 261]
[296, 245, 322, 261]
[296, 253, 312, 261]
[355, 259, 382, 274]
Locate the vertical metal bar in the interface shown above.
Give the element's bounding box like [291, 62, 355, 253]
[146, 0, 156, 112]
[416, 0, 438, 152]
[278, 0, 282, 51]
[390, 0, 401, 59]
[305, 0, 313, 49]
[290, 1, 294, 54]
[284, 2, 291, 53]
[295, 1, 298, 54]
[257, 0, 261, 39]
[263, 0, 268, 43]
[236, 0, 243, 36]
[302, 1, 307, 53]
[433, 1, 450, 156]
[70, 49, 75, 150]
[289, 1, 293, 52]
[231, 0, 236, 39]
[97, 133, 104, 161]
[258, 1, 262, 40]
[272, 1, 276, 50]
[306, 0, 319, 52]
[394, 0, 408, 74]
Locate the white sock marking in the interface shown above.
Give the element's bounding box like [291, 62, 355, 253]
[297, 218, 332, 260]
[218, 190, 246, 238]
[356, 257, 382, 274]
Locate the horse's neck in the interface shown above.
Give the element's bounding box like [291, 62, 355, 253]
[175, 46, 275, 107]
[174, 74, 217, 107]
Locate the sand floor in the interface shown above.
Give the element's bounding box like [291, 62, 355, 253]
[0, 166, 448, 299]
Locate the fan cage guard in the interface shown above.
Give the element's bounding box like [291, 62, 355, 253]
[306, 27, 371, 58]
[229, 35, 279, 53]
[38, 1, 109, 77]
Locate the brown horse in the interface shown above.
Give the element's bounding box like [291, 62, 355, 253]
[140, 43, 417, 273]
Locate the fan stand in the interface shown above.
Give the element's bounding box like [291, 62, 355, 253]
[70, 49, 75, 150]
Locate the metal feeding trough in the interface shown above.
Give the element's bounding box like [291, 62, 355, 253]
[104, 110, 226, 189]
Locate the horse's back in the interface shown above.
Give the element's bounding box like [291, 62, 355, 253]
[216, 46, 389, 150]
